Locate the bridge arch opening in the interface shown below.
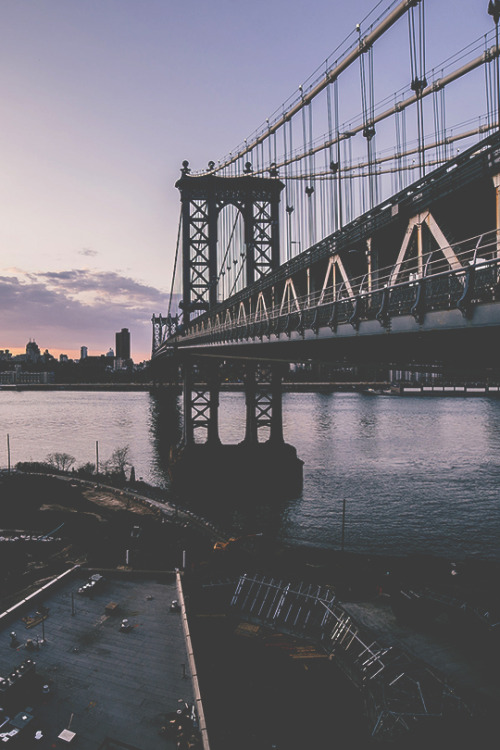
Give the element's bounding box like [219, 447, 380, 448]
[217, 203, 246, 301]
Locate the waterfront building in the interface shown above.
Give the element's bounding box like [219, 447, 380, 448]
[0, 370, 54, 384]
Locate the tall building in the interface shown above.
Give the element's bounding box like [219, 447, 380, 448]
[115, 328, 130, 360]
[25, 339, 41, 364]
[80, 346, 88, 360]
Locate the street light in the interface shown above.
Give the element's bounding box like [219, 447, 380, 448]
[341, 498, 346, 553]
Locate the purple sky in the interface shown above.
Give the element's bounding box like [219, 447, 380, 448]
[0, 0, 493, 361]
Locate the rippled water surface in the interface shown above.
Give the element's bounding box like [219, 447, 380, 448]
[1, 390, 499, 561]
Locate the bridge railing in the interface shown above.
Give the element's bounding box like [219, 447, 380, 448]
[169, 229, 499, 346]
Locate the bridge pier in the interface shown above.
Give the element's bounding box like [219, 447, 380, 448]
[169, 358, 303, 501]
[242, 362, 284, 445]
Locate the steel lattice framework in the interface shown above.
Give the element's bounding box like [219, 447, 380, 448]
[176, 169, 284, 322]
[228, 574, 471, 741]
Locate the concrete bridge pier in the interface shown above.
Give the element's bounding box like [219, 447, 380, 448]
[169, 359, 303, 501]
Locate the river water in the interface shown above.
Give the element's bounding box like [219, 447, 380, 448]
[1, 389, 499, 562]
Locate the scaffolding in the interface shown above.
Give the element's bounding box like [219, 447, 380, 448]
[229, 574, 471, 741]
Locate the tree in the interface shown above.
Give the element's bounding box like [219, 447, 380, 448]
[76, 462, 95, 477]
[46, 452, 76, 472]
[104, 445, 130, 476]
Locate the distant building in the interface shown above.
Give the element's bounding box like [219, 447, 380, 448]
[25, 339, 41, 364]
[115, 328, 130, 361]
[80, 346, 88, 360]
[106, 348, 114, 358]
[41, 349, 56, 365]
[0, 370, 54, 385]
[59, 354, 69, 363]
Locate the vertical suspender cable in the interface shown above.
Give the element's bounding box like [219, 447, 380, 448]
[440, 86, 447, 161]
[283, 111, 292, 261]
[408, 0, 427, 178]
[484, 37, 493, 130]
[395, 97, 403, 193]
[488, 1, 500, 129]
[288, 117, 295, 260]
[432, 87, 440, 164]
[326, 82, 338, 232]
[359, 26, 377, 210]
[300, 89, 309, 249]
[335, 79, 343, 229]
[307, 101, 316, 246]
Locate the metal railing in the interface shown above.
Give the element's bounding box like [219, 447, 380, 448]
[172, 229, 500, 346]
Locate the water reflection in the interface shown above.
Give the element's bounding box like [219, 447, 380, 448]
[2, 389, 500, 560]
[148, 389, 182, 488]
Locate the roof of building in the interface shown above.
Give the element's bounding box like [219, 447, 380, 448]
[0, 570, 194, 749]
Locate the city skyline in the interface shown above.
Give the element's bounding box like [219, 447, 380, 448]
[0, 0, 493, 361]
[2, 327, 133, 363]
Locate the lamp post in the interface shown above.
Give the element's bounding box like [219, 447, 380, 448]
[341, 498, 346, 553]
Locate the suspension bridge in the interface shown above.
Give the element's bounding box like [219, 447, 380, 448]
[151, 0, 500, 497]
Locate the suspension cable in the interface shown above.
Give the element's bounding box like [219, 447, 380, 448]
[167, 213, 182, 319]
[279, 120, 495, 180]
[207, 0, 421, 175]
[243, 44, 497, 180]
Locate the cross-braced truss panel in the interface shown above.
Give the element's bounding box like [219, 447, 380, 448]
[189, 199, 210, 307]
[252, 201, 274, 278]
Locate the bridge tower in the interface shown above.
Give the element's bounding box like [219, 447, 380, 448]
[176, 163, 284, 320]
[170, 165, 303, 500]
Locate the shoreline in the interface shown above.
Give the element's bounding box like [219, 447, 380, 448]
[2, 381, 500, 396]
[0, 381, 388, 392]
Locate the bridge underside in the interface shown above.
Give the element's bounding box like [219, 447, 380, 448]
[166, 306, 500, 368]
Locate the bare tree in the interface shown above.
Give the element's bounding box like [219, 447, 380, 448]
[46, 452, 76, 472]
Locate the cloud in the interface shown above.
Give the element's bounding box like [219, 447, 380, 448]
[0, 269, 175, 360]
[78, 248, 98, 257]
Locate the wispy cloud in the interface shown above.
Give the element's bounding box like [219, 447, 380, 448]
[0, 269, 173, 360]
[78, 248, 98, 257]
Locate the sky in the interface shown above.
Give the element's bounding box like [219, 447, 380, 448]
[0, 0, 493, 362]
